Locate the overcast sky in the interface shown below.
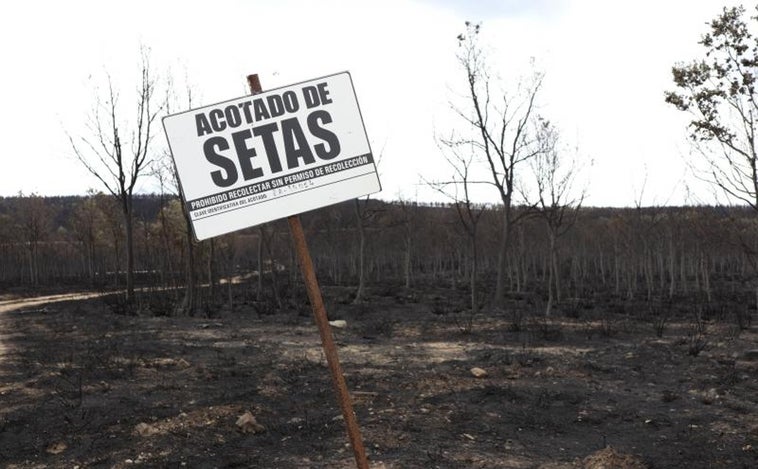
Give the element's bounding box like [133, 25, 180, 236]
[0, 0, 742, 206]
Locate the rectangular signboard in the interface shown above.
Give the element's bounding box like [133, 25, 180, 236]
[163, 72, 381, 240]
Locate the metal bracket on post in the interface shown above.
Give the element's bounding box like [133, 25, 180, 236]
[247, 74, 369, 469]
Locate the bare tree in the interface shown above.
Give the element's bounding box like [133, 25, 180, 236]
[217, 233, 239, 311]
[68, 47, 165, 303]
[155, 77, 198, 315]
[429, 134, 487, 315]
[352, 149, 383, 303]
[15, 192, 51, 287]
[352, 196, 372, 303]
[258, 224, 283, 309]
[528, 118, 585, 316]
[397, 194, 418, 289]
[70, 189, 103, 287]
[256, 226, 265, 301]
[454, 21, 543, 307]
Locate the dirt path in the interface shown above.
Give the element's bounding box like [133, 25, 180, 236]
[0, 292, 104, 362]
[0, 292, 105, 314]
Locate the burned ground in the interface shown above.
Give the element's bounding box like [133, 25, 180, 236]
[0, 286, 757, 468]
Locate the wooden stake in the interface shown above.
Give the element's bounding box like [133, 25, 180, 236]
[247, 74, 369, 469]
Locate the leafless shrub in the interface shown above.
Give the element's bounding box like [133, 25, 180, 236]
[529, 316, 564, 341]
[508, 307, 527, 332]
[452, 309, 476, 334]
[360, 317, 396, 339]
[734, 305, 752, 331]
[647, 299, 672, 338]
[598, 310, 617, 338]
[687, 314, 709, 356]
[101, 292, 134, 316]
[431, 300, 452, 315]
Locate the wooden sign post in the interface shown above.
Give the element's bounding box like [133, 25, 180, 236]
[163, 70, 378, 468]
[247, 74, 369, 469]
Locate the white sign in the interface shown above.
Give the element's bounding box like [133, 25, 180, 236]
[163, 72, 381, 240]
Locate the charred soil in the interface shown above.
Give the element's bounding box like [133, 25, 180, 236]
[0, 286, 757, 468]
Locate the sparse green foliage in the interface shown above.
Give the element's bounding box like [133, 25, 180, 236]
[666, 6, 758, 208]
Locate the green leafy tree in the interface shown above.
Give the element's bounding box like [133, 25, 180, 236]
[665, 5, 758, 208]
[666, 5, 758, 309]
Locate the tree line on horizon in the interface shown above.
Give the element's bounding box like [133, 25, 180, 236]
[1, 193, 756, 317]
